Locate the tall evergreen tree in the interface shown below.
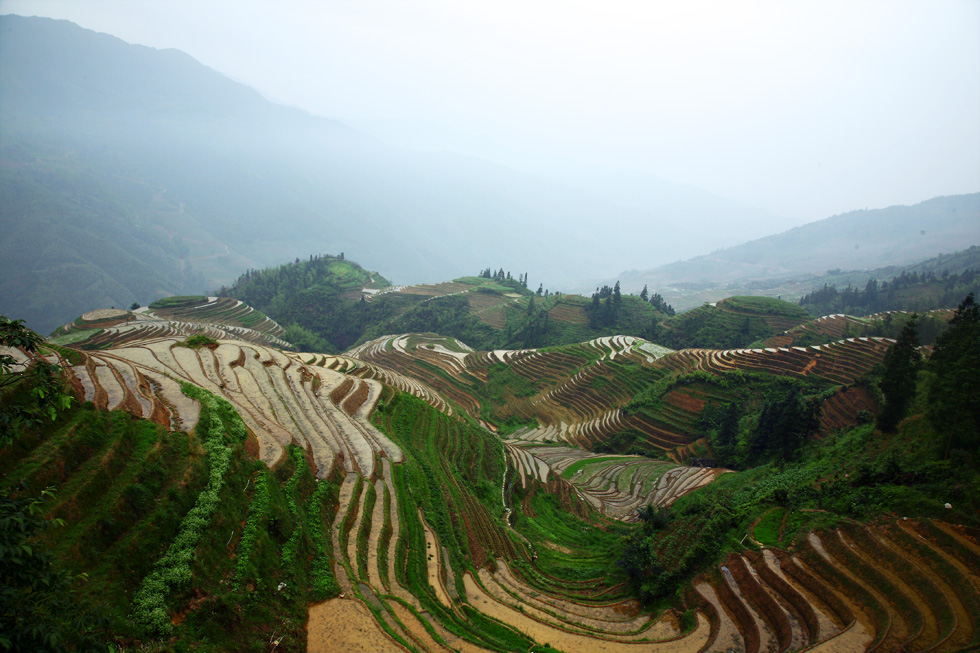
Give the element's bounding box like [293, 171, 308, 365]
[877, 314, 921, 432]
[928, 293, 980, 456]
[746, 387, 820, 464]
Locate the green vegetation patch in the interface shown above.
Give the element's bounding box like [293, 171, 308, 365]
[510, 483, 630, 587]
[48, 328, 102, 346]
[131, 384, 240, 636]
[560, 456, 634, 480]
[177, 333, 219, 349]
[752, 507, 785, 546]
[148, 295, 208, 309]
[722, 295, 811, 317]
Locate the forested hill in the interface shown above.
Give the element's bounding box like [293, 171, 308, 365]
[799, 246, 980, 317]
[219, 254, 389, 353]
[220, 258, 679, 352]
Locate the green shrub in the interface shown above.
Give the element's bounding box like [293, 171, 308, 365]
[178, 334, 219, 349]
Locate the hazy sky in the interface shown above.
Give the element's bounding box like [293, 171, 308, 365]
[4, 0, 979, 221]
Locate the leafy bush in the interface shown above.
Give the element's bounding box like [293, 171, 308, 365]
[148, 296, 207, 309]
[178, 333, 218, 349]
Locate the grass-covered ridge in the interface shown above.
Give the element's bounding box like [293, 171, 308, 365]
[655, 295, 811, 350]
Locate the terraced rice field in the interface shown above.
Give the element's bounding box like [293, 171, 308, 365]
[506, 444, 727, 521]
[330, 328, 980, 649]
[51, 338, 401, 476]
[652, 337, 894, 385]
[51, 299, 292, 351]
[146, 296, 286, 337]
[345, 331, 894, 460]
[818, 385, 877, 436]
[23, 304, 977, 652]
[466, 292, 519, 328]
[692, 520, 980, 652]
[390, 281, 475, 297]
[764, 308, 955, 348]
[549, 300, 590, 324]
[762, 314, 872, 348]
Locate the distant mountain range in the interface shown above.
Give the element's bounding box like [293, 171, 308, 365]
[606, 194, 980, 309]
[0, 15, 784, 334]
[2, 15, 978, 335]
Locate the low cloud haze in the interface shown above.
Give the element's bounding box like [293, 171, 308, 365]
[4, 0, 979, 222]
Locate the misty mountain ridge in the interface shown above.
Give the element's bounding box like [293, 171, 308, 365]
[2, 14, 978, 336]
[605, 193, 980, 310]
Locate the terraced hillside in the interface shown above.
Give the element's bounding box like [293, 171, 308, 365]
[760, 308, 956, 349]
[345, 330, 893, 459]
[657, 296, 812, 350]
[3, 300, 978, 652]
[48, 297, 292, 351]
[6, 331, 719, 650]
[507, 444, 728, 521]
[691, 520, 980, 652]
[49, 336, 397, 474]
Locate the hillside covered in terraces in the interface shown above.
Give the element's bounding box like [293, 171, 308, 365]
[2, 278, 978, 652]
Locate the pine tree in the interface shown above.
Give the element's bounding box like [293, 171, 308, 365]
[877, 314, 921, 432]
[640, 285, 649, 302]
[928, 293, 980, 456]
[590, 293, 601, 328]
